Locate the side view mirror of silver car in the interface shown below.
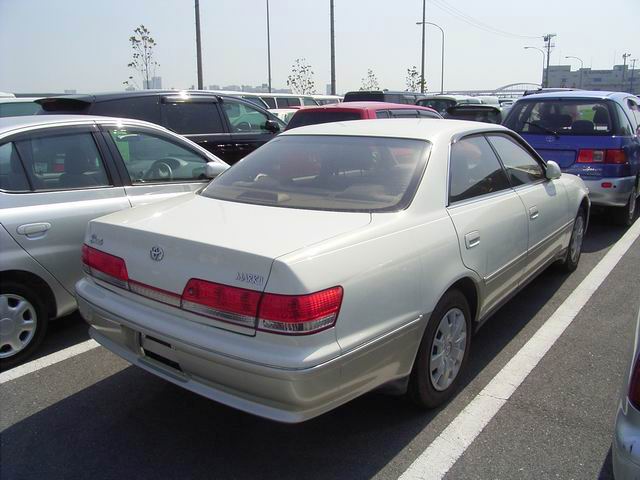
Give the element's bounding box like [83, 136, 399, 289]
[205, 161, 229, 179]
[545, 160, 562, 180]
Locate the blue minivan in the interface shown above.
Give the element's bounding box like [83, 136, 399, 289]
[504, 91, 640, 225]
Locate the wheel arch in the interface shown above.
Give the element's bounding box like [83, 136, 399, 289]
[1, 270, 57, 319]
[445, 276, 480, 326]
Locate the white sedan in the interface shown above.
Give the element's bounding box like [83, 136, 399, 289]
[76, 119, 590, 423]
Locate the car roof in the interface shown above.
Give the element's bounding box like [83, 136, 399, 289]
[0, 114, 166, 136]
[37, 89, 264, 104]
[281, 118, 508, 140]
[518, 90, 633, 101]
[0, 97, 41, 103]
[421, 94, 476, 101]
[296, 101, 437, 112]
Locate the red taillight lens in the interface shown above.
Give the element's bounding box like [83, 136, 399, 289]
[605, 149, 627, 164]
[577, 149, 605, 163]
[629, 355, 640, 410]
[257, 287, 343, 335]
[181, 279, 261, 328]
[81, 244, 129, 288]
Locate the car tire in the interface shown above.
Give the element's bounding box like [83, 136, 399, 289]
[408, 289, 472, 409]
[0, 281, 48, 369]
[558, 207, 587, 273]
[612, 185, 637, 227]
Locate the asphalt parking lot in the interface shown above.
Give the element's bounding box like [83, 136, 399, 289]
[1, 212, 639, 480]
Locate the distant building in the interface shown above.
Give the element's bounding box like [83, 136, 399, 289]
[64, 89, 77, 94]
[208, 84, 221, 90]
[143, 76, 162, 89]
[545, 64, 639, 95]
[326, 84, 332, 95]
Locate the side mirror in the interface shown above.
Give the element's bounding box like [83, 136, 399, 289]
[205, 161, 229, 179]
[545, 160, 562, 180]
[264, 119, 281, 133]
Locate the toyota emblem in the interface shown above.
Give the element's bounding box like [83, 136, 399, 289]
[150, 246, 164, 261]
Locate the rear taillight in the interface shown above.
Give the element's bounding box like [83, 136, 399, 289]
[629, 355, 640, 410]
[605, 149, 627, 164]
[82, 244, 129, 289]
[577, 149, 627, 164]
[577, 149, 605, 163]
[257, 287, 343, 335]
[180, 279, 343, 335]
[181, 279, 261, 328]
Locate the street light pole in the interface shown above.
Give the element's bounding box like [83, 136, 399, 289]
[417, 21, 444, 94]
[565, 56, 584, 88]
[622, 53, 631, 91]
[330, 0, 336, 95]
[420, 0, 426, 93]
[195, 0, 204, 90]
[524, 46, 545, 88]
[631, 59, 637, 95]
[266, 0, 272, 93]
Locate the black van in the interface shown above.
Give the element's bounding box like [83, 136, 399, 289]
[38, 91, 285, 164]
[343, 90, 427, 105]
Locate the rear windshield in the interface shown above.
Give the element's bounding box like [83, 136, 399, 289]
[286, 110, 362, 130]
[201, 135, 430, 212]
[504, 99, 615, 136]
[343, 92, 385, 102]
[445, 107, 501, 124]
[418, 99, 456, 114]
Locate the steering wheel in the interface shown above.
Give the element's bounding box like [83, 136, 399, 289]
[235, 121, 252, 132]
[144, 160, 174, 181]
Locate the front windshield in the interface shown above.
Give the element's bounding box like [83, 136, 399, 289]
[504, 99, 614, 135]
[201, 135, 431, 212]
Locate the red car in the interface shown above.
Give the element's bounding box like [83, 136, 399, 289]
[285, 101, 442, 130]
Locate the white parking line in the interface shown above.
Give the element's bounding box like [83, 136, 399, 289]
[399, 219, 640, 480]
[0, 339, 99, 385]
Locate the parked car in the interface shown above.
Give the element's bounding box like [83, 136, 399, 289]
[236, 92, 319, 109]
[523, 87, 582, 97]
[312, 94, 343, 105]
[417, 94, 482, 115]
[613, 307, 640, 480]
[76, 119, 589, 423]
[270, 108, 298, 124]
[285, 101, 441, 130]
[343, 90, 427, 104]
[37, 91, 285, 165]
[0, 115, 228, 367]
[503, 91, 640, 225]
[444, 104, 503, 124]
[0, 97, 42, 117]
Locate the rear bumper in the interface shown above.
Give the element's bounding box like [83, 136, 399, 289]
[613, 399, 640, 480]
[76, 278, 424, 423]
[582, 176, 636, 207]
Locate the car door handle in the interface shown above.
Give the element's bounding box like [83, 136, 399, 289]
[16, 222, 51, 237]
[529, 206, 539, 220]
[464, 231, 480, 249]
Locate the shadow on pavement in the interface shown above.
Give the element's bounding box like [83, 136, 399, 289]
[598, 447, 614, 480]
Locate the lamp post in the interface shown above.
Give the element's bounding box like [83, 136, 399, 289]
[565, 56, 584, 88]
[195, 0, 203, 89]
[419, 0, 426, 93]
[266, 0, 272, 93]
[330, 0, 336, 95]
[524, 46, 546, 87]
[416, 21, 445, 94]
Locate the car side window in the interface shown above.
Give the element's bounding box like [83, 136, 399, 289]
[376, 110, 390, 119]
[0, 142, 30, 191]
[302, 97, 317, 106]
[615, 103, 634, 136]
[390, 109, 420, 118]
[260, 97, 276, 109]
[15, 132, 111, 191]
[108, 128, 208, 183]
[162, 101, 224, 134]
[222, 100, 270, 133]
[418, 109, 440, 119]
[448, 135, 511, 204]
[486, 134, 545, 186]
[628, 99, 640, 132]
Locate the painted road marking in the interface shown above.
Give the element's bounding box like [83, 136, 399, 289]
[399, 218, 640, 480]
[0, 339, 99, 385]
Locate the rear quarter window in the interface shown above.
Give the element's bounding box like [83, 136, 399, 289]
[90, 97, 161, 124]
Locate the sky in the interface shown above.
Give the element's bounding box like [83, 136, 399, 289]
[1, 0, 638, 95]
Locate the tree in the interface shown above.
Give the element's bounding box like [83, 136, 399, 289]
[360, 69, 379, 91]
[286, 58, 316, 95]
[406, 65, 426, 92]
[123, 25, 159, 90]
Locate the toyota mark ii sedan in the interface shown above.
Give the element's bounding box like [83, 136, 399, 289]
[76, 119, 590, 423]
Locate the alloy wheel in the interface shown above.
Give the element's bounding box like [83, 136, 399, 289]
[570, 215, 585, 264]
[0, 294, 38, 358]
[430, 307, 467, 391]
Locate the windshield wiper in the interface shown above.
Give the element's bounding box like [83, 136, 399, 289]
[522, 121, 559, 138]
